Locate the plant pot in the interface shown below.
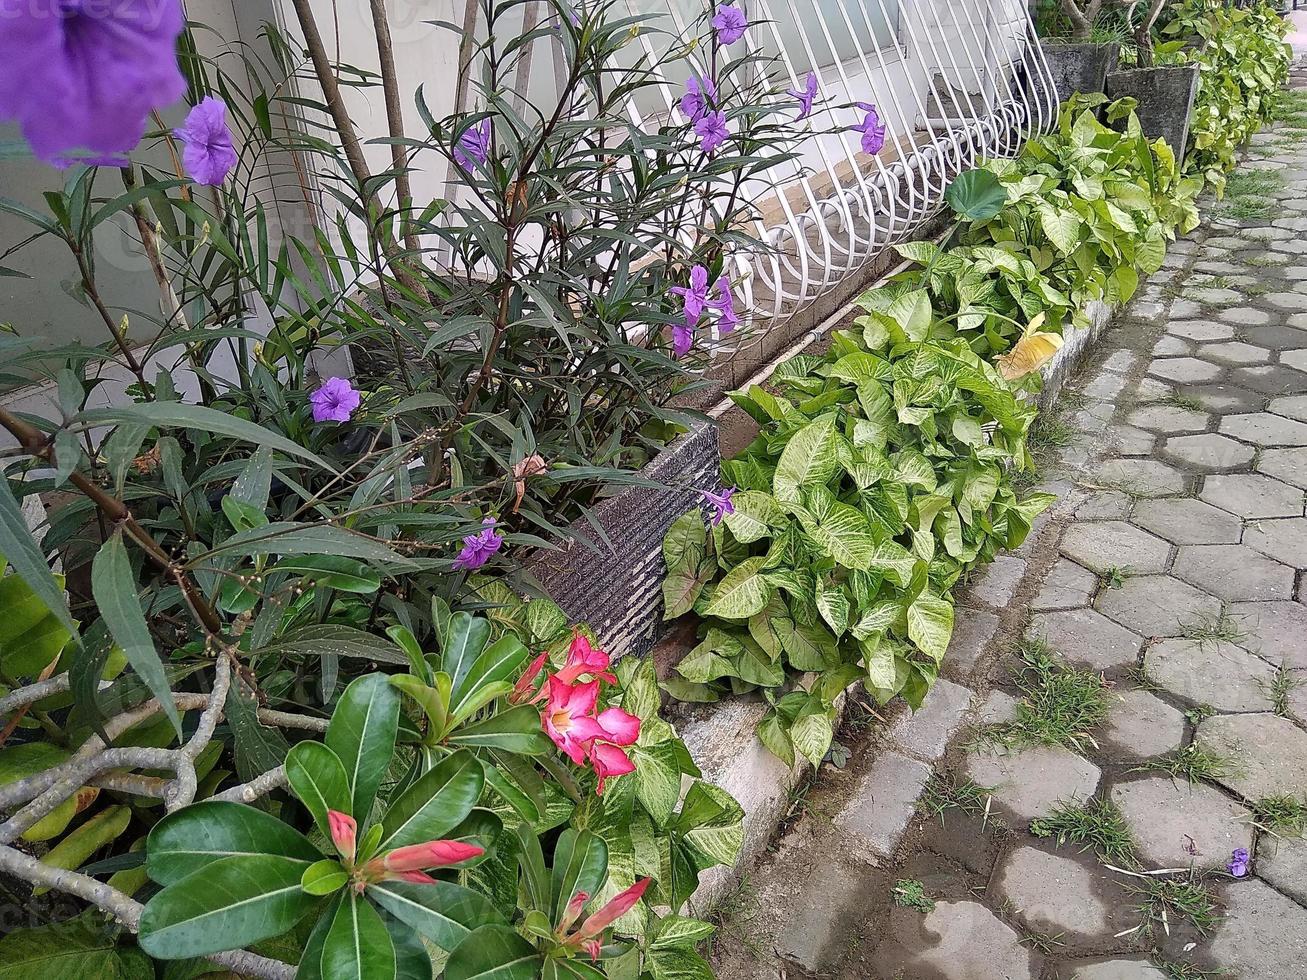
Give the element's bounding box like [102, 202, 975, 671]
[1039, 41, 1121, 100]
[1106, 65, 1201, 158]
[522, 419, 721, 660]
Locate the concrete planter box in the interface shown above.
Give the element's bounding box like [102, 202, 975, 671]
[1040, 41, 1120, 100]
[1106, 65, 1201, 158]
[523, 420, 721, 660]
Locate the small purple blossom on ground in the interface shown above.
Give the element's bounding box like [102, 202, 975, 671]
[176, 97, 238, 186]
[708, 276, 739, 332]
[681, 74, 717, 124]
[453, 517, 504, 571]
[699, 487, 736, 526]
[854, 102, 886, 155]
[694, 110, 729, 153]
[310, 377, 361, 423]
[671, 264, 711, 326]
[1228, 848, 1249, 877]
[454, 119, 491, 169]
[711, 4, 747, 45]
[789, 71, 818, 121]
[0, 0, 187, 166]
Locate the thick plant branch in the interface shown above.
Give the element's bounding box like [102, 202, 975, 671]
[212, 765, 289, 803]
[1134, 0, 1168, 67]
[0, 845, 296, 980]
[1060, 0, 1107, 42]
[367, 0, 422, 259]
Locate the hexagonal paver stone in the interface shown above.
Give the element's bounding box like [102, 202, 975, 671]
[1111, 777, 1254, 869]
[1032, 558, 1099, 612]
[1127, 404, 1210, 434]
[872, 901, 1039, 980]
[1075, 491, 1132, 521]
[1227, 363, 1307, 393]
[1200, 473, 1306, 518]
[1059, 521, 1171, 575]
[1099, 689, 1185, 760]
[1084, 371, 1127, 401]
[1226, 601, 1307, 669]
[1145, 639, 1277, 712]
[1269, 394, 1307, 422]
[1219, 306, 1273, 326]
[1208, 880, 1307, 980]
[1198, 713, 1307, 799]
[965, 555, 1027, 609]
[964, 745, 1100, 824]
[1096, 575, 1221, 637]
[992, 847, 1133, 947]
[1153, 335, 1192, 357]
[1095, 458, 1188, 496]
[1148, 357, 1223, 384]
[1108, 426, 1155, 457]
[1181, 383, 1265, 415]
[1258, 834, 1307, 906]
[1029, 608, 1143, 672]
[1264, 291, 1307, 311]
[1163, 433, 1256, 471]
[1173, 545, 1295, 601]
[1169, 320, 1234, 341]
[1131, 498, 1243, 545]
[1222, 412, 1307, 446]
[1257, 447, 1307, 489]
[1284, 348, 1307, 373]
[1242, 517, 1307, 568]
[1203, 341, 1271, 365]
[1064, 959, 1167, 980]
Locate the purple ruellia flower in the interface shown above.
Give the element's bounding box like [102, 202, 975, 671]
[453, 517, 504, 571]
[854, 102, 886, 155]
[695, 110, 729, 154]
[454, 119, 491, 169]
[708, 276, 739, 332]
[175, 97, 237, 186]
[0, 0, 186, 166]
[699, 487, 736, 526]
[672, 322, 695, 358]
[789, 71, 818, 121]
[1228, 848, 1250, 878]
[680, 74, 717, 124]
[309, 377, 361, 424]
[711, 4, 747, 45]
[671, 265, 711, 326]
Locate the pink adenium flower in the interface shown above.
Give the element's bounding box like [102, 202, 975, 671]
[310, 377, 361, 423]
[328, 810, 357, 863]
[0, 0, 186, 166]
[789, 71, 818, 121]
[559, 878, 653, 958]
[694, 109, 730, 154]
[556, 632, 618, 686]
[382, 839, 485, 873]
[711, 4, 748, 45]
[175, 97, 237, 186]
[454, 118, 491, 169]
[509, 650, 550, 704]
[698, 486, 736, 526]
[542, 676, 606, 765]
[680, 74, 717, 124]
[853, 102, 886, 155]
[453, 516, 504, 571]
[590, 741, 637, 794]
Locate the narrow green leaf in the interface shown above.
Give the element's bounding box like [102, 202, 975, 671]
[326, 674, 400, 819]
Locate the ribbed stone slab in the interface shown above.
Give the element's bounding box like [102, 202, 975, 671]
[1173, 544, 1294, 601]
[1200, 473, 1305, 518]
[1145, 639, 1276, 712]
[1198, 713, 1307, 799]
[1131, 498, 1243, 544]
[964, 745, 1100, 824]
[1208, 880, 1307, 979]
[1059, 521, 1170, 575]
[1029, 608, 1143, 672]
[1242, 517, 1307, 568]
[1032, 559, 1099, 611]
[1111, 777, 1253, 869]
[1096, 575, 1221, 637]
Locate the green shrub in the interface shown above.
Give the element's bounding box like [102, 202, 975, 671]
[660, 297, 1053, 767]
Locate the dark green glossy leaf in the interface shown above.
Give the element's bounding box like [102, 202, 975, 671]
[369, 879, 505, 951]
[380, 749, 483, 851]
[550, 829, 608, 923]
[321, 891, 395, 980]
[442, 925, 542, 980]
[285, 740, 352, 842]
[326, 674, 400, 819]
[146, 800, 320, 885]
[447, 704, 552, 754]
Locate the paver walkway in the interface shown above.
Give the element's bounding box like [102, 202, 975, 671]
[708, 88, 1307, 979]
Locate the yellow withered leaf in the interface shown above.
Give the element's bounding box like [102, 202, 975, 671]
[998, 331, 1063, 381]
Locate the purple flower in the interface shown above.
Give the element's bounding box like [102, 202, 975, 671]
[672, 322, 695, 358]
[453, 517, 504, 571]
[711, 4, 747, 45]
[680, 74, 717, 124]
[175, 97, 237, 186]
[699, 487, 736, 526]
[309, 377, 361, 424]
[670, 265, 711, 326]
[853, 102, 886, 155]
[454, 119, 491, 169]
[708, 276, 739, 332]
[694, 110, 729, 154]
[1228, 848, 1249, 878]
[789, 72, 818, 121]
[0, 0, 186, 167]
